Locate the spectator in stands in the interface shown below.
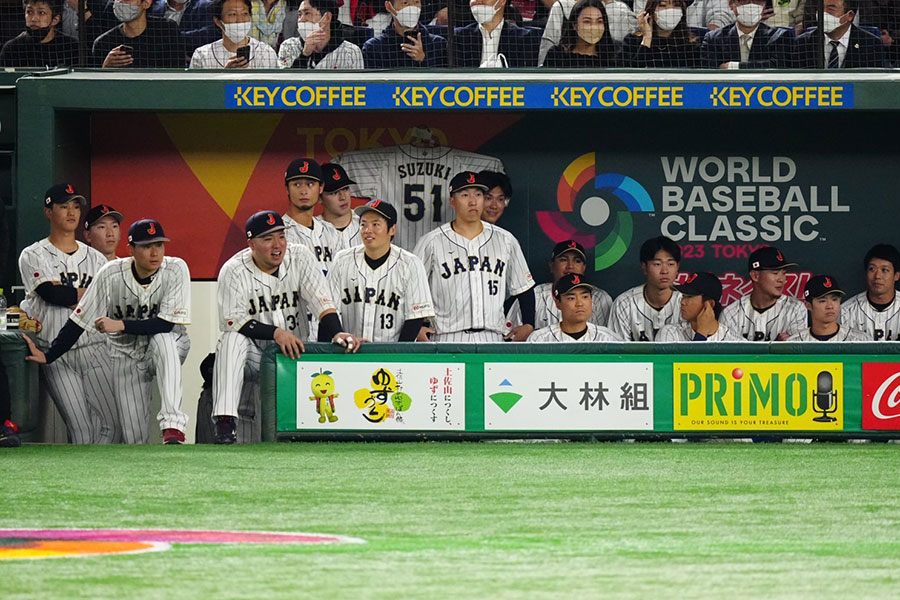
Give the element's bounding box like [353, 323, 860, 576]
[150, 0, 218, 56]
[93, 0, 186, 67]
[542, 0, 623, 66]
[190, 0, 279, 67]
[795, 0, 885, 67]
[765, 0, 803, 31]
[361, 0, 447, 67]
[479, 170, 512, 224]
[278, 0, 363, 67]
[539, 0, 634, 65]
[701, 0, 792, 68]
[855, 0, 900, 66]
[454, 0, 542, 66]
[249, 0, 286, 48]
[633, 0, 733, 29]
[622, 0, 703, 67]
[0, 0, 79, 67]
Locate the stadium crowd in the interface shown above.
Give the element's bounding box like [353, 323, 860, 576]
[1, 0, 898, 67]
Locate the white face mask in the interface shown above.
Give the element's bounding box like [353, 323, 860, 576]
[822, 12, 845, 33]
[655, 7, 683, 31]
[222, 20, 251, 43]
[113, 0, 142, 23]
[296, 20, 321, 41]
[470, 0, 500, 24]
[735, 3, 763, 27]
[394, 5, 421, 28]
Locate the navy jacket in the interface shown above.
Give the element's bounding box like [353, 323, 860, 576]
[150, 0, 218, 53]
[452, 21, 541, 68]
[362, 24, 447, 68]
[794, 25, 885, 68]
[701, 23, 792, 68]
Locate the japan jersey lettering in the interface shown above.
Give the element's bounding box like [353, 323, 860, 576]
[327, 245, 435, 342]
[720, 294, 806, 341]
[414, 222, 533, 336]
[840, 292, 900, 341]
[529, 322, 621, 342]
[506, 281, 613, 331]
[608, 285, 685, 341]
[335, 145, 504, 250]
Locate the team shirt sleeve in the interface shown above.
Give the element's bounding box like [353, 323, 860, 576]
[505, 238, 534, 297]
[607, 295, 632, 341]
[405, 254, 436, 321]
[218, 259, 253, 333]
[296, 245, 337, 319]
[157, 258, 191, 324]
[69, 265, 109, 331]
[19, 246, 58, 291]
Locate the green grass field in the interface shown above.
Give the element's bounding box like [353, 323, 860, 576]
[2, 442, 900, 599]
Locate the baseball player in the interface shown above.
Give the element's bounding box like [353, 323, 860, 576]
[413, 171, 535, 343]
[83, 204, 123, 261]
[507, 240, 613, 333]
[529, 273, 621, 342]
[335, 144, 505, 250]
[788, 275, 867, 342]
[320, 163, 361, 247]
[479, 170, 512, 225]
[327, 200, 435, 342]
[608, 236, 685, 341]
[720, 246, 806, 341]
[840, 244, 900, 341]
[18, 183, 119, 445]
[212, 210, 364, 444]
[657, 272, 741, 341]
[24, 219, 192, 445]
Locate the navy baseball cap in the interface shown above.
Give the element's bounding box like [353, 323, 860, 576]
[284, 158, 323, 183]
[553, 273, 595, 299]
[354, 199, 397, 228]
[748, 246, 797, 271]
[551, 240, 586, 261]
[127, 219, 170, 245]
[675, 272, 722, 301]
[85, 204, 124, 229]
[44, 183, 86, 208]
[246, 210, 287, 239]
[449, 171, 488, 194]
[322, 163, 356, 193]
[804, 275, 845, 300]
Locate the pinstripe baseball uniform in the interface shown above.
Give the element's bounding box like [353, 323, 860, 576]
[19, 239, 118, 444]
[213, 243, 336, 424]
[608, 285, 685, 341]
[656, 322, 742, 341]
[840, 292, 900, 341]
[70, 256, 191, 444]
[321, 213, 361, 248]
[506, 282, 613, 332]
[326, 245, 435, 342]
[787, 325, 869, 342]
[335, 145, 505, 250]
[414, 222, 533, 342]
[720, 294, 807, 341]
[529, 322, 621, 342]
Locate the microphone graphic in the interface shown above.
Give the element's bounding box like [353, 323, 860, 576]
[812, 371, 838, 423]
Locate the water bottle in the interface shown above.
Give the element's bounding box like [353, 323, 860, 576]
[0, 288, 6, 331]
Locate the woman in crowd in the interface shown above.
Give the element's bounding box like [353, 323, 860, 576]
[189, 0, 278, 69]
[543, 0, 623, 68]
[622, 0, 701, 67]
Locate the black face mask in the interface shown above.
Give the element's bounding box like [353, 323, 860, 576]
[26, 26, 52, 40]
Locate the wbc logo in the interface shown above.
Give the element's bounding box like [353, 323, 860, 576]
[862, 363, 900, 430]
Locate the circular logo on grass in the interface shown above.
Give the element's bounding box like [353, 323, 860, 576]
[0, 529, 364, 560]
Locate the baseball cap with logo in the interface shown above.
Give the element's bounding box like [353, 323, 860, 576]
[354, 199, 397, 228]
[748, 246, 797, 271]
[675, 272, 723, 301]
[85, 204, 124, 229]
[321, 163, 356, 193]
[551, 240, 586, 261]
[127, 219, 170, 245]
[284, 158, 323, 183]
[245, 210, 288, 239]
[44, 183, 86, 208]
[449, 171, 488, 194]
[553, 272, 595, 299]
[804, 275, 845, 300]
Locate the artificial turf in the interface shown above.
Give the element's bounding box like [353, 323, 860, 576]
[2, 442, 900, 599]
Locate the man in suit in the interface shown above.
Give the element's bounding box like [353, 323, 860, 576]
[453, 0, 541, 67]
[795, 0, 884, 67]
[362, 0, 447, 67]
[150, 0, 218, 55]
[701, 0, 792, 67]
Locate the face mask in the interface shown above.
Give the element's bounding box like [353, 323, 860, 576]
[822, 12, 844, 33]
[470, 0, 499, 25]
[655, 7, 682, 31]
[577, 25, 605, 45]
[222, 20, 251, 43]
[394, 5, 421, 28]
[113, 0, 142, 23]
[296, 20, 320, 41]
[26, 25, 52, 39]
[735, 3, 763, 26]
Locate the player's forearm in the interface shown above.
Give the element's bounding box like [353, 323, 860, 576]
[316, 311, 345, 342]
[122, 317, 175, 336]
[238, 319, 278, 341]
[35, 282, 79, 307]
[514, 288, 536, 327]
[44, 319, 85, 364]
[399, 317, 425, 342]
